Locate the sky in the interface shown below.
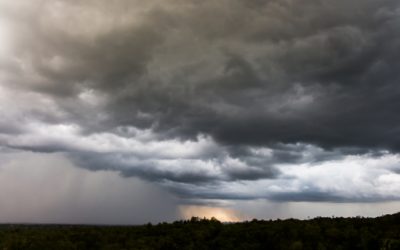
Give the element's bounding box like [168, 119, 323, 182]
[1, 0, 400, 224]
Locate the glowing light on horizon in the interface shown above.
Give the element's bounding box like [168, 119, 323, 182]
[179, 205, 245, 222]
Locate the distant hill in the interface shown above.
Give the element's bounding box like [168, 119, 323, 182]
[1, 213, 400, 249]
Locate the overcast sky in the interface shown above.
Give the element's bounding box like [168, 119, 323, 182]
[1, 0, 400, 224]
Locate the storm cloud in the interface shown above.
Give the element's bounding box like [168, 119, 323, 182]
[1, 0, 400, 210]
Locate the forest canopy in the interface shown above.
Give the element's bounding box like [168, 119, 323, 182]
[0, 212, 400, 249]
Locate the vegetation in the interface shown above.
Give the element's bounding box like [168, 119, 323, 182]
[1, 213, 400, 249]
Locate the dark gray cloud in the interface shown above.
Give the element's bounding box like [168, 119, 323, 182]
[269, 192, 400, 203]
[3, 0, 400, 150]
[1, 0, 400, 204]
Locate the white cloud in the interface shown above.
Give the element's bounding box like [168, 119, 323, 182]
[2, 112, 400, 203]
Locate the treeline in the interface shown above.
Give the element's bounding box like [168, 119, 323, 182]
[0, 213, 400, 249]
